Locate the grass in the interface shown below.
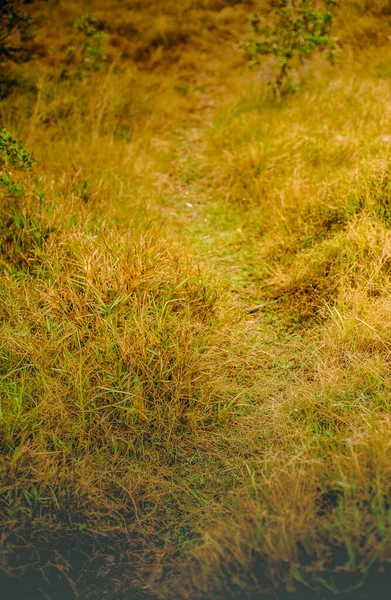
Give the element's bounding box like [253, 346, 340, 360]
[1, 0, 391, 598]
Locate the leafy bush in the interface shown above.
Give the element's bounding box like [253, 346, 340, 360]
[0, 129, 42, 267]
[0, 128, 34, 170]
[248, 0, 340, 97]
[0, 128, 34, 195]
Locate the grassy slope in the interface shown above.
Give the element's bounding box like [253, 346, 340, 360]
[1, 0, 391, 598]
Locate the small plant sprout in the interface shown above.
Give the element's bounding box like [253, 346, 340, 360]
[248, 0, 340, 98]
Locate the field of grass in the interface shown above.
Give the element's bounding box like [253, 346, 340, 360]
[1, 0, 391, 598]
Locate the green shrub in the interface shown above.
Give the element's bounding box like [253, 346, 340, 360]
[248, 0, 340, 98]
[0, 128, 34, 170]
[0, 129, 41, 267]
[0, 128, 34, 196]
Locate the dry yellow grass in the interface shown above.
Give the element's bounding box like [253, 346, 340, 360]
[1, 0, 391, 598]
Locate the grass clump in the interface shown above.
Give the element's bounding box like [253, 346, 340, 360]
[0, 215, 238, 497]
[171, 287, 391, 598]
[0, 193, 254, 592]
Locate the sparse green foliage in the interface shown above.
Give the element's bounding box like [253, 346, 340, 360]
[0, 128, 34, 170]
[248, 0, 340, 97]
[0, 128, 34, 196]
[65, 14, 108, 78]
[75, 14, 107, 64]
[0, 0, 38, 68]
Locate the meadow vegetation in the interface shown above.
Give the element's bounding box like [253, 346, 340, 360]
[1, 0, 391, 598]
